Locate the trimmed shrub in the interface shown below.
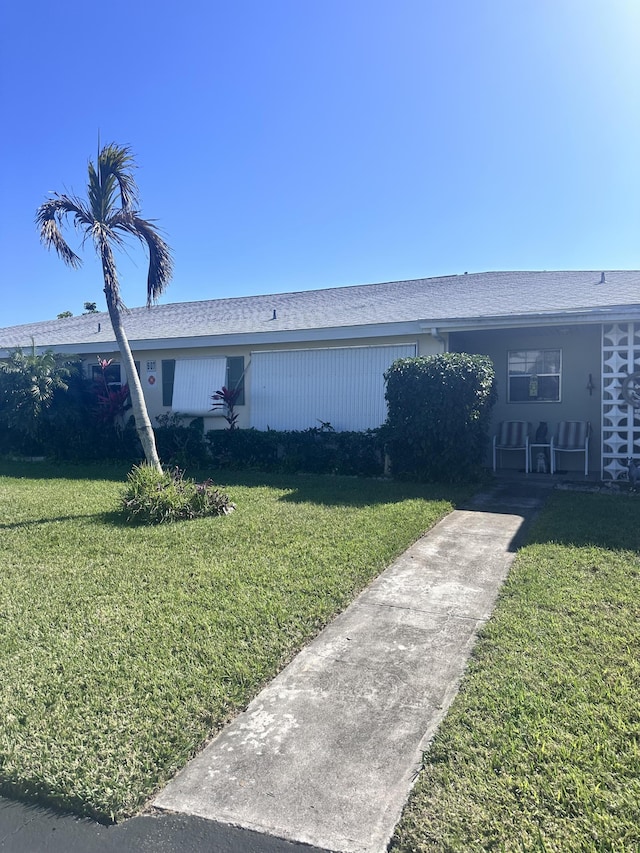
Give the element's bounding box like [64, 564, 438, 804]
[121, 464, 235, 524]
[154, 413, 208, 467]
[206, 428, 279, 470]
[205, 427, 384, 476]
[383, 353, 497, 482]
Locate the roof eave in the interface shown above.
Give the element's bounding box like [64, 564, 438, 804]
[426, 305, 640, 333]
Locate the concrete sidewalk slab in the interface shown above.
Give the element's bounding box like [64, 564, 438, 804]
[153, 481, 548, 853]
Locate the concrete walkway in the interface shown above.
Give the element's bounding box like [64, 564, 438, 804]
[153, 479, 548, 853]
[0, 479, 549, 853]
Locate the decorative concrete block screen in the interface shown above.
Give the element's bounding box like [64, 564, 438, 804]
[249, 344, 416, 432]
[602, 323, 640, 479]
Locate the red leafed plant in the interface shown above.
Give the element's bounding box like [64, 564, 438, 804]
[211, 385, 241, 430]
[95, 383, 131, 423]
[94, 357, 131, 423]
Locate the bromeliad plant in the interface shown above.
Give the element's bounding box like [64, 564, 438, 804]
[95, 385, 131, 424]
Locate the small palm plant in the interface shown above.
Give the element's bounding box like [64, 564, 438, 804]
[0, 345, 74, 448]
[36, 143, 173, 473]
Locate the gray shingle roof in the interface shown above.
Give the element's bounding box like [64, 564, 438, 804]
[2, 270, 639, 351]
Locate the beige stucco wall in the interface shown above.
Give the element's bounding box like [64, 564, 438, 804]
[450, 324, 601, 473]
[87, 332, 441, 432]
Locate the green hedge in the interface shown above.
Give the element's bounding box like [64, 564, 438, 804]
[154, 415, 209, 468]
[0, 385, 383, 476]
[205, 427, 384, 477]
[383, 353, 497, 482]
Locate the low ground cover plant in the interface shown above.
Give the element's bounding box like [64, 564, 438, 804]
[0, 460, 467, 822]
[121, 463, 235, 524]
[391, 490, 640, 852]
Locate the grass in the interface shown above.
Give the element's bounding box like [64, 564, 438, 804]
[391, 490, 640, 852]
[0, 460, 469, 822]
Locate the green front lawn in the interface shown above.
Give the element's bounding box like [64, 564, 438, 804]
[391, 491, 640, 852]
[0, 461, 467, 822]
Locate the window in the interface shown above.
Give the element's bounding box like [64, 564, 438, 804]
[508, 349, 561, 402]
[92, 362, 121, 391]
[161, 357, 245, 412]
[91, 361, 140, 391]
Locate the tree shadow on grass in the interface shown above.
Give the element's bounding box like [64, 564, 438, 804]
[0, 511, 121, 531]
[0, 459, 131, 483]
[525, 490, 640, 552]
[0, 459, 473, 511]
[274, 477, 472, 509]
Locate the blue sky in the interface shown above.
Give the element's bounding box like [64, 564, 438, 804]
[1, 0, 639, 327]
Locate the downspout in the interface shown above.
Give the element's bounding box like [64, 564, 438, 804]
[431, 327, 447, 351]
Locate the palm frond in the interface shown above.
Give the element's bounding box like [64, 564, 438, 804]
[132, 216, 174, 305]
[87, 160, 108, 222]
[99, 143, 139, 211]
[35, 196, 91, 268]
[109, 211, 174, 306]
[88, 159, 123, 223]
[90, 217, 127, 253]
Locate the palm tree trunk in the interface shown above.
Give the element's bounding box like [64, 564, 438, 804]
[100, 248, 162, 473]
[104, 295, 163, 473]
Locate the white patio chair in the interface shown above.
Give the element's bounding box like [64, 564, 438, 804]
[550, 421, 590, 476]
[492, 421, 531, 474]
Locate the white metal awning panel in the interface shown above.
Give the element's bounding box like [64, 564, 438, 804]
[172, 357, 227, 416]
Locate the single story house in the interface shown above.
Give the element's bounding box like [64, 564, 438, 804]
[2, 270, 639, 478]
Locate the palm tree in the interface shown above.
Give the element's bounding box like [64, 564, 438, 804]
[36, 143, 173, 473]
[0, 345, 74, 446]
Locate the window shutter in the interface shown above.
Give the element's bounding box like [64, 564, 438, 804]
[162, 360, 176, 407]
[226, 356, 245, 405]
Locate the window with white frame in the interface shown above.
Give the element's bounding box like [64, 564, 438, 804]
[507, 349, 561, 402]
